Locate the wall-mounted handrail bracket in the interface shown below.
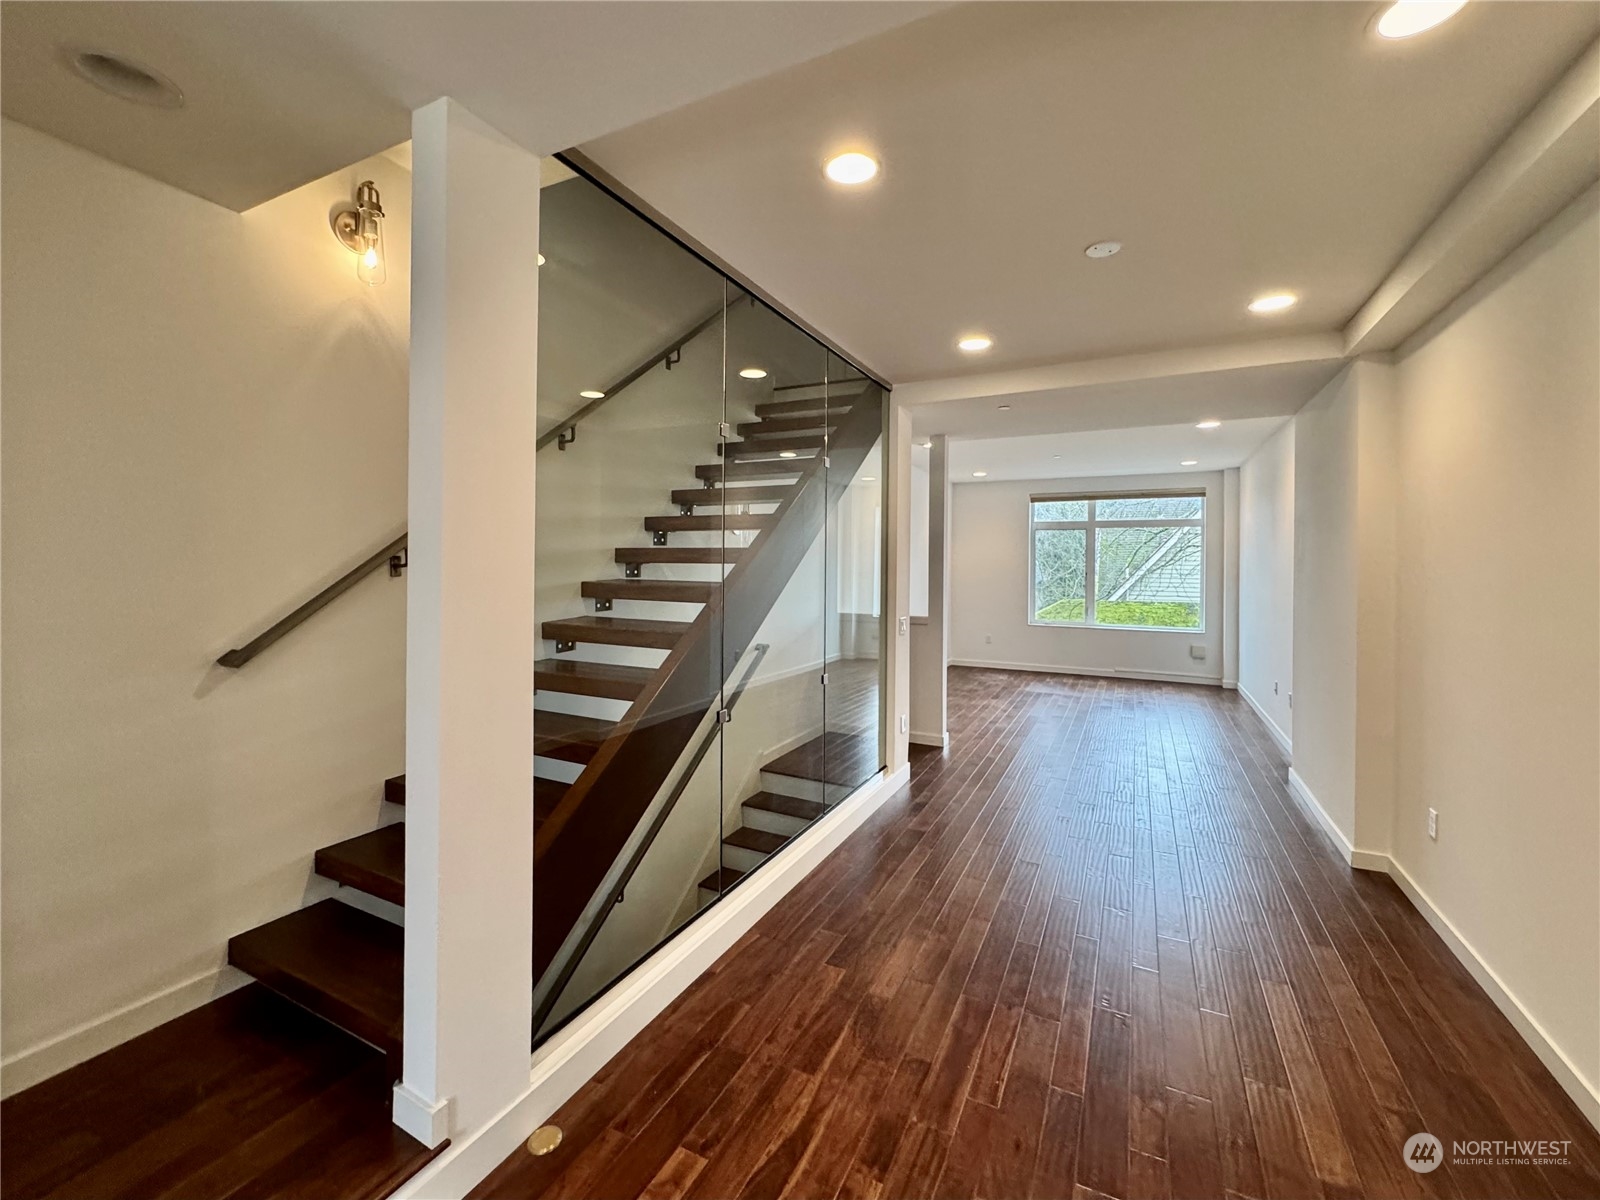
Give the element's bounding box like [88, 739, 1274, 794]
[557, 425, 577, 451]
[388, 548, 408, 577]
[663, 347, 682, 371]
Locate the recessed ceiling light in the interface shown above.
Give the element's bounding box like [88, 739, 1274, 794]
[779, 451, 798, 459]
[861, 476, 876, 482]
[579, 390, 605, 399]
[998, 404, 1011, 411]
[1248, 292, 1298, 314]
[957, 335, 993, 353]
[972, 471, 988, 478]
[823, 152, 878, 185]
[66, 49, 185, 108]
[1196, 419, 1221, 430]
[921, 440, 934, 449]
[1375, 0, 1466, 39]
[739, 367, 768, 379]
[1181, 460, 1199, 467]
[1052, 454, 1062, 459]
[1084, 241, 1122, 259]
[538, 253, 546, 266]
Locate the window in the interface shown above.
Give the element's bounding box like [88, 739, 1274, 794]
[1030, 493, 1204, 630]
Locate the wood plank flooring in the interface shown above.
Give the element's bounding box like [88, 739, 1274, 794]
[0, 984, 443, 1200]
[472, 668, 1600, 1200]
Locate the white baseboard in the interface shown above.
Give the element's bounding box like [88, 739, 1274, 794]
[0, 963, 252, 1098]
[948, 659, 1222, 687]
[909, 730, 948, 749]
[390, 762, 911, 1200]
[1280, 769, 1598, 1131]
[1383, 858, 1600, 1132]
[1237, 684, 1293, 758]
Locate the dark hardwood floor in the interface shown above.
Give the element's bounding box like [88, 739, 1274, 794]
[0, 983, 443, 1200]
[471, 668, 1600, 1200]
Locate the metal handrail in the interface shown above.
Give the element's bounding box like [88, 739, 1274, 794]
[530, 640, 770, 1035]
[215, 534, 407, 669]
[536, 301, 727, 452]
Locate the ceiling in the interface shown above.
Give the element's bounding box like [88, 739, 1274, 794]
[946, 417, 1290, 483]
[0, 2, 940, 211]
[582, 1, 1600, 382]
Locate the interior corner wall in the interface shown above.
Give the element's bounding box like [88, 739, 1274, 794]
[1390, 186, 1599, 1109]
[949, 470, 1226, 684]
[0, 120, 412, 1093]
[1237, 420, 1295, 750]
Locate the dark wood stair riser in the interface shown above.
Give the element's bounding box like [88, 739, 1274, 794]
[541, 615, 690, 650]
[755, 395, 832, 420]
[581, 579, 716, 604]
[227, 900, 403, 1074]
[535, 658, 653, 701]
[696, 865, 745, 895]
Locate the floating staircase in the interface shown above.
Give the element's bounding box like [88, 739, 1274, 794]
[225, 385, 880, 1071]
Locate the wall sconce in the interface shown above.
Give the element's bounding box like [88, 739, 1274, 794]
[332, 180, 386, 285]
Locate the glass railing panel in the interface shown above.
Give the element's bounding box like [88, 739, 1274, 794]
[531, 176, 730, 1037]
[823, 355, 888, 805]
[715, 297, 828, 895]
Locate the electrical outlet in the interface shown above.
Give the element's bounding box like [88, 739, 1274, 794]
[1427, 808, 1438, 840]
[899, 713, 909, 734]
[1189, 644, 1206, 661]
[1273, 681, 1279, 695]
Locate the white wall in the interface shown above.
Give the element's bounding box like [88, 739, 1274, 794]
[1, 121, 411, 1092]
[909, 435, 949, 744]
[1238, 420, 1295, 751]
[1390, 189, 1599, 1107]
[949, 470, 1227, 684]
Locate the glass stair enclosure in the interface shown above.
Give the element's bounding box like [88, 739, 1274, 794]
[531, 170, 888, 1039]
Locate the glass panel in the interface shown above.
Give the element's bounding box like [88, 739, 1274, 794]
[1095, 495, 1203, 521]
[1032, 499, 1089, 522]
[1033, 528, 1087, 622]
[823, 351, 885, 805]
[1093, 524, 1203, 628]
[717, 297, 828, 893]
[531, 176, 729, 1038]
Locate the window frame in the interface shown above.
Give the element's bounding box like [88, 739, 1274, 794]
[1027, 489, 1207, 633]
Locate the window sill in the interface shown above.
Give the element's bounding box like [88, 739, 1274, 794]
[1028, 619, 1207, 635]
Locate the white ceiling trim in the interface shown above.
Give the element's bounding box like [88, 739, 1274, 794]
[895, 333, 1344, 406]
[1345, 36, 1600, 354]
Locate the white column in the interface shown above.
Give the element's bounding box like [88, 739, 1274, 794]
[395, 98, 540, 1147]
[910, 434, 951, 747]
[885, 399, 913, 773]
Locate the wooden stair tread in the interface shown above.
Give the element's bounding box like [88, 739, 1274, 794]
[723, 826, 791, 855]
[736, 416, 838, 437]
[764, 730, 882, 786]
[535, 657, 654, 701]
[671, 485, 793, 508]
[697, 865, 746, 893]
[384, 774, 406, 806]
[616, 546, 744, 564]
[534, 711, 615, 763]
[315, 825, 405, 906]
[742, 790, 826, 823]
[695, 460, 803, 482]
[719, 437, 825, 460]
[581, 579, 716, 603]
[227, 899, 403, 1063]
[645, 515, 769, 533]
[542, 615, 690, 649]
